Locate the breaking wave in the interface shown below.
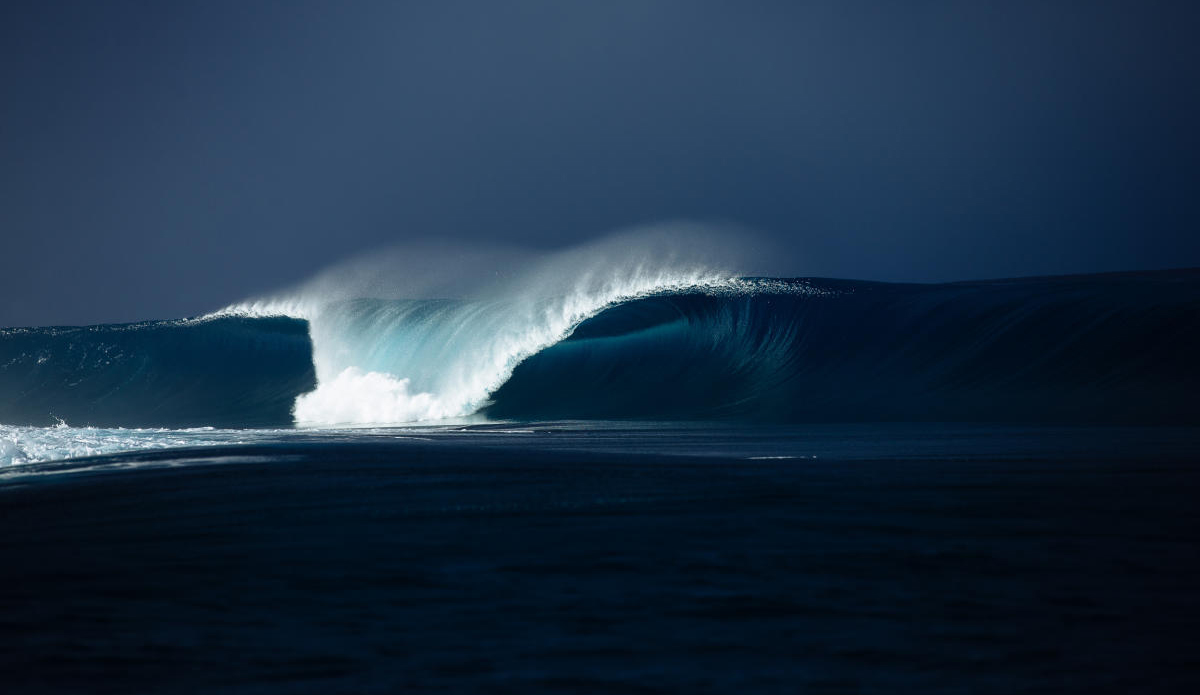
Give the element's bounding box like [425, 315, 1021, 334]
[1, 229, 1197, 435]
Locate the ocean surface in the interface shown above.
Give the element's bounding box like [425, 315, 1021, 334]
[2, 268, 1199, 692]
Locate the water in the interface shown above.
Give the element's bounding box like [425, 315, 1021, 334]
[2, 235, 1198, 691]
[2, 423, 1198, 692]
[3, 271, 1197, 436]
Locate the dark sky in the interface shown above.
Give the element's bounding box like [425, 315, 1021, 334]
[3, 0, 1198, 326]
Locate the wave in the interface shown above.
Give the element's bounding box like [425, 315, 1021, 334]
[2, 268, 1197, 430]
[212, 231, 762, 426]
[487, 270, 1200, 424]
[0, 317, 314, 428]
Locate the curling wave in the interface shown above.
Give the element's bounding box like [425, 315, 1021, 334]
[487, 271, 1200, 424]
[213, 232, 757, 426]
[1, 270, 1197, 430]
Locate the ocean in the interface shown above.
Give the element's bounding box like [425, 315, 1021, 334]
[2, 268, 1198, 692]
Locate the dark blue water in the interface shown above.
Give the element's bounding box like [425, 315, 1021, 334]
[3, 270, 1198, 429]
[491, 271, 1200, 424]
[3, 423, 1198, 693]
[0, 317, 313, 428]
[3, 269, 1198, 691]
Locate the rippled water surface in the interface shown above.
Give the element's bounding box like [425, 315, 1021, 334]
[3, 423, 1198, 693]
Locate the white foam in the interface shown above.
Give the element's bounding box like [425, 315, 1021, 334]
[0, 424, 251, 466]
[293, 367, 451, 425]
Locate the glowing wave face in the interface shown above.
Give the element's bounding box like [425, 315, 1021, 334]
[211, 227, 772, 426]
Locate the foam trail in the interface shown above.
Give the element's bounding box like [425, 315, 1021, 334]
[213, 226, 759, 426]
[0, 423, 244, 466]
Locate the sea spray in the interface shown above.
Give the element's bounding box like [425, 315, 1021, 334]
[214, 226, 762, 425]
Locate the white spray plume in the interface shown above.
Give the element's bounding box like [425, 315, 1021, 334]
[211, 222, 781, 426]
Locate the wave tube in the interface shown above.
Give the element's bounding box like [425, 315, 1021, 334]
[486, 271, 1200, 424]
[219, 231, 762, 425]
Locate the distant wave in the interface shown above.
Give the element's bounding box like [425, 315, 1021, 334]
[0, 317, 313, 428]
[1, 271, 1197, 429]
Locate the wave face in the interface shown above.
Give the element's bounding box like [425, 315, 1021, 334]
[2, 270, 1197, 429]
[486, 270, 1200, 424]
[0, 317, 314, 428]
[289, 277, 746, 426]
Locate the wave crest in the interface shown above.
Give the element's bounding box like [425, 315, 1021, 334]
[215, 227, 772, 426]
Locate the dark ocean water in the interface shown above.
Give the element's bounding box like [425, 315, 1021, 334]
[3, 423, 1199, 693]
[3, 270, 1198, 692]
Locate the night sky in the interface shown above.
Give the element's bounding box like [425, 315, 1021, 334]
[3, 0, 1198, 326]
